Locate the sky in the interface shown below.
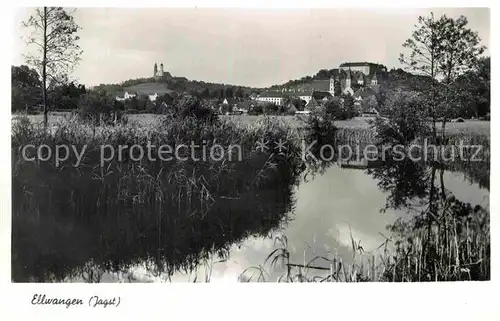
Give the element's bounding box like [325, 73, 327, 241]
[11, 7, 490, 88]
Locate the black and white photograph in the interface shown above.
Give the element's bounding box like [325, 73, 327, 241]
[8, 6, 492, 286]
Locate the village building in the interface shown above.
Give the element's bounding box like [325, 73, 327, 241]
[115, 91, 137, 101]
[305, 97, 319, 111]
[148, 93, 159, 102]
[222, 97, 237, 107]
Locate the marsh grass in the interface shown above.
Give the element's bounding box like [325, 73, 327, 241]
[11, 114, 304, 282]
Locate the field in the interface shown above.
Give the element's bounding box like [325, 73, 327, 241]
[123, 82, 175, 95]
[13, 113, 491, 136]
[223, 115, 491, 135]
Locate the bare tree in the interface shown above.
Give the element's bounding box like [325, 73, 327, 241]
[22, 7, 82, 128]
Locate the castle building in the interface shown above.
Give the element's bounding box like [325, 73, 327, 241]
[339, 62, 387, 76]
[255, 61, 387, 107]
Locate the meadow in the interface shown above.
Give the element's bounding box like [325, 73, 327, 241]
[12, 112, 491, 136]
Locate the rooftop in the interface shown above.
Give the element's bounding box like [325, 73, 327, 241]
[340, 62, 383, 67]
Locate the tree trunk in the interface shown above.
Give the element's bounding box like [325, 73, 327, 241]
[42, 6, 48, 129]
[439, 168, 446, 200]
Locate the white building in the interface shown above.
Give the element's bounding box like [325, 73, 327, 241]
[255, 89, 333, 107]
[115, 91, 137, 101]
[339, 62, 387, 76]
[148, 93, 159, 102]
[255, 93, 285, 105]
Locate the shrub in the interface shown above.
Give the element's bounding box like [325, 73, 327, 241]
[172, 94, 218, 124]
[76, 92, 126, 126]
[373, 89, 431, 147]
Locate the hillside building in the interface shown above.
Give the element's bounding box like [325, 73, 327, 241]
[153, 62, 173, 81]
[339, 62, 387, 76]
[256, 61, 386, 107]
[115, 91, 137, 101]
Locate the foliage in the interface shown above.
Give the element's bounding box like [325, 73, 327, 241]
[374, 90, 430, 146]
[48, 82, 87, 111]
[171, 94, 219, 123]
[302, 108, 339, 162]
[284, 97, 306, 112]
[399, 12, 487, 139]
[450, 56, 490, 118]
[11, 65, 42, 112]
[22, 7, 82, 127]
[76, 91, 124, 126]
[262, 102, 280, 115]
[248, 103, 264, 115]
[334, 78, 342, 97]
[342, 94, 355, 119]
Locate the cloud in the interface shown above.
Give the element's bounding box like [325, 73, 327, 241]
[12, 7, 490, 87]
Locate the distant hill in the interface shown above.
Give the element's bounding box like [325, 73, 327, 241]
[123, 82, 174, 96]
[93, 75, 263, 99]
[268, 67, 434, 93]
[92, 65, 434, 100]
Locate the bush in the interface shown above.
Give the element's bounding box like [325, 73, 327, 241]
[373, 89, 430, 146]
[302, 105, 339, 162]
[76, 92, 125, 126]
[248, 104, 264, 115]
[262, 103, 279, 115]
[173, 94, 218, 124]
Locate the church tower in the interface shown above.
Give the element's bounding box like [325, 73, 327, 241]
[346, 67, 352, 89]
[329, 76, 335, 96]
[371, 72, 379, 86]
[160, 63, 164, 76]
[154, 63, 158, 78]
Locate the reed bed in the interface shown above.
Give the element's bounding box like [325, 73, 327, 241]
[11, 114, 304, 282]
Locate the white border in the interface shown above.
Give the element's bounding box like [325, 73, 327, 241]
[1, 1, 498, 321]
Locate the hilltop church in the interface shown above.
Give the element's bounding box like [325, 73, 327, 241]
[153, 62, 172, 81]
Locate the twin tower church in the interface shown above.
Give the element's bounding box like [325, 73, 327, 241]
[153, 62, 173, 81]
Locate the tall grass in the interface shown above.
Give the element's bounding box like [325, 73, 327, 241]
[11, 114, 304, 282]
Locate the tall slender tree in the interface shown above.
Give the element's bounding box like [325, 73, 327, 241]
[399, 12, 486, 140]
[436, 15, 486, 136]
[22, 7, 82, 128]
[399, 12, 446, 140]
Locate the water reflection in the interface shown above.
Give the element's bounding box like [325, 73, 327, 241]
[12, 149, 302, 282]
[12, 142, 489, 282]
[365, 149, 490, 280]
